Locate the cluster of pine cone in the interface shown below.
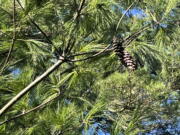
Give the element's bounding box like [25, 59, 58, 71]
[112, 36, 137, 71]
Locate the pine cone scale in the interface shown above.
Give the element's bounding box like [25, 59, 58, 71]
[112, 36, 137, 71]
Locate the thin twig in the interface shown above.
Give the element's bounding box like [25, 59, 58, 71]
[16, 0, 59, 53]
[0, 0, 16, 74]
[68, 51, 100, 58]
[60, 66, 77, 75]
[0, 93, 60, 126]
[0, 7, 13, 18]
[16, 0, 51, 44]
[65, 0, 86, 55]
[74, 0, 86, 20]
[65, 37, 75, 55]
[116, 1, 136, 31]
[66, 31, 92, 56]
[123, 25, 150, 47]
[70, 45, 113, 62]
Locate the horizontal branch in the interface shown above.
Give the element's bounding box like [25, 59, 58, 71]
[70, 45, 113, 62]
[69, 47, 112, 58]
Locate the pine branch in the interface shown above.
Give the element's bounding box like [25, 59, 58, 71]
[116, 1, 136, 31]
[0, 0, 16, 74]
[0, 0, 87, 116]
[0, 93, 60, 125]
[123, 25, 150, 47]
[70, 45, 113, 62]
[0, 7, 13, 18]
[68, 25, 150, 62]
[16, 0, 59, 54]
[16, 0, 51, 44]
[73, 0, 86, 20]
[0, 18, 149, 116]
[0, 58, 64, 116]
[65, 0, 86, 55]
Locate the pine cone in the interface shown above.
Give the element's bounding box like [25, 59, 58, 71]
[112, 36, 137, 71]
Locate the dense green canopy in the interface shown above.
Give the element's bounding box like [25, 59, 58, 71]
[0, 0, 179, 134]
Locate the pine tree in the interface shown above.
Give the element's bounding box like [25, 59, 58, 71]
[0, 0, 179, 134]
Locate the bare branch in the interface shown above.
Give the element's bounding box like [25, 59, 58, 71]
[68, 51, 100, 58]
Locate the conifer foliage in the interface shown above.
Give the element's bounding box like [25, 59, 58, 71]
[0, 0, 179, 134]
